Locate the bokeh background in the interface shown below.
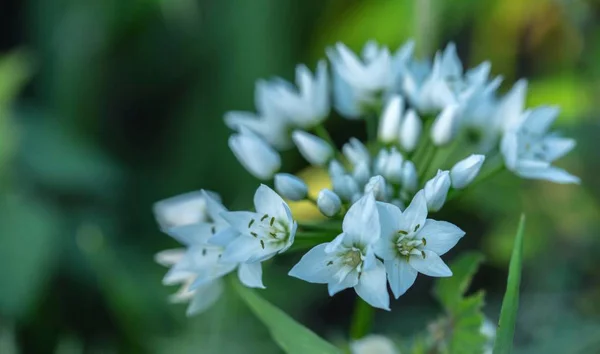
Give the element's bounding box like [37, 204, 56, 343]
[0, 0, 599, 353]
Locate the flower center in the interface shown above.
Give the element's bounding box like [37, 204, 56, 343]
[396, 230, 426, 258]
[247, 214, 289, 248]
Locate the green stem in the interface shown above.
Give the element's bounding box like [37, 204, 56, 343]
[365, 114, 378, 142]
[314, 124, 344, 162]
[349, 298, 374, 340]
[418, 145, 438, 181]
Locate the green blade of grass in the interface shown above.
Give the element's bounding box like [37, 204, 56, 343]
[493, 214, 526, 354]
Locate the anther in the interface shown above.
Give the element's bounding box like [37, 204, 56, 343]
[211, 226, 216, 234]
[260, 240, 265, 249]
[422, 238, 427, 246]
[398, 230, 408, 235]
[260, 214, 269, 222]
[202, 248, 207, 256]
[251, 232, 258, 238]
[414, 224, 420, 232]
[270, 216, 275, 226]
[248, 219, 255, 228]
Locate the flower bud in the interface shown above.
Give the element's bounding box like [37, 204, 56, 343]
[317, 189, 342, 217]
[343, 137, 370, 166]
[374, 149, 389, 176]
[400, 161, 418, 192]
[332, 174, 359, 201]
[274, 173, 308, 201]
[424, 170, 451, 212]
[378, 95, 403, 143]
[229, 131, 281, 180]
[364, 175, 388, 201]
[351, 334, 398, 354]
[292, 130, 333, 166]
[399, 109, 422, 152]
[382, 148, 404, 184]
[431, 104, 460, 146]
[450, 154, 485, 189]
[328, 159, 346, 177]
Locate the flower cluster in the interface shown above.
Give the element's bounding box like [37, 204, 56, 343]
[154, 39, 578, 314]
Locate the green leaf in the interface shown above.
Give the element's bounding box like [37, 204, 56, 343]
[450, 291, 488, 354]
[0, 51, 32, 106]
[231, 277, 341, 354]
[434, 251, 485, 311]
[493, 214, 526, 354]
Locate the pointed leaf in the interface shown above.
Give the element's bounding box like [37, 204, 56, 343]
[434, 251, 484, 311]
[493, 214, 526, 354]
[231, 277, 341, 354]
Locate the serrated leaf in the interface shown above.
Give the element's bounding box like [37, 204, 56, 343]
[493, 214, 526, 354]
[449, 291, 487, 354]
[231, 278, 341, 354]
[434, 251, 484, 311]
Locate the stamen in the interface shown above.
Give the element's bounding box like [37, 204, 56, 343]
[248, 219, 255, 228]
[414, 224, 420, 232]
[251, 232, 258, 238]
[211, 226, 216, 234]
[260, 240, 265, 249]
[398, 230, 408, 235]
[202, 248, 207, 256]
[421, 250, 426, 258]
[269, 232, 277, 238]
[270, 217, 275, 226]
[422, 238, 427, 246]
[326, 261, 333, 266]
[260, 214, 269, 221]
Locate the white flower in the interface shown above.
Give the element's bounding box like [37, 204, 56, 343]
[364, 175, 388, 201]
[220, 185, 297, 263]
[153, 190, 221, 231]
[450, 154, 485, 189]
[328, 41, 393, 118]
[289, 194, 390, 310]
[431, 104, 461, 146]
[399, 109, 422, 152]
[374, 191, 464, 298]
[402, 44, 460, 114]
[292, 130, 333, 166]
[317, 189, 342, 217]
[423, 170, 451, 212]
[274, 173, 308, 201]
[266, 60, 330, 129]
[329, 159, 346, 177]
[225, 81, 293, 150]
[378, 95, 404, 144]
[353, 161, 372, 188]
[351, 334, 399, 354]
[400, 161, 418, 193]
[461, 76, 503, 151]
[501, 106, 579, 184]
[343, 137, 371, 167]
[229, 130, 281, 180]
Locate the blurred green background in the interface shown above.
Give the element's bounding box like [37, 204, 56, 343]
[0, 0, 599, 353]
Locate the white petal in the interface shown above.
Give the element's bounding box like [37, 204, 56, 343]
[400, 190, 428, 235]
[254, 184, 289, 222]
[155, 248, 185, 267]
[542, 136, 576, 162]
[292, 130, 333, 166]
[342, 194, 380, 247]
[229, 133, 281, 180]
[399, 109, 422, 152]
[221, 235, 263, 263]
[166, 223, 214, 246]
[374, 202, 402, 260]
[378, 95, 403, 143]
[355, 259, 390, 310]
[501, 132, 519, 170]
[201, 190, 229, 223]
[328, 269, 359, 296]
[385, 258, 418, 299]
[220, 211, 258, 234]
[153, 190, 214, 230]
[238, 262, 265, 289]
[186, 279, 223, 316]
[208, 227, 240, 247]
[408, 250, 452, 277]
[324, 233, 345, 253]
[450, 154, 485, 189]
[517, 164, 580, 184]
[420, 219, 465, 256]
[523, 106, 559, 135]
[288, 244, 339, 283]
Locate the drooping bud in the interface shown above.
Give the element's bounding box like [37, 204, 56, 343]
[229, 131, 281, 180]
[292, 130, 333, 166]
[342, 137, 370, 166]
[364, 175, 388, 201]
[423, 170, 451, 212]
[450, 154, 485, 189]
[317, 189, 342, 217]
[274, 173, 308, 201]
